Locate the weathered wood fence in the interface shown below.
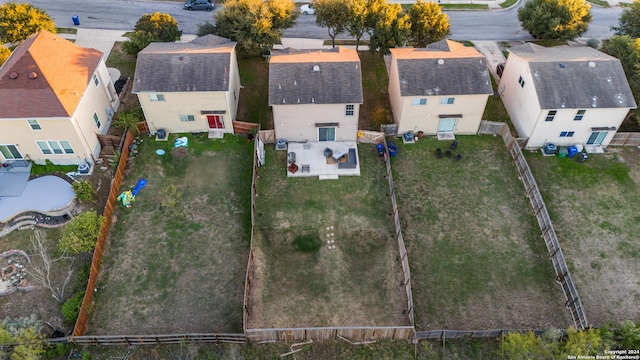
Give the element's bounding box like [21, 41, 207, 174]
[233, 120, 259, 135]
[416, 328, 550, 340]
[73, 130, 135, 336]
[480, 121, 588, 330]
[68, 333, 247, 346]
[357, 130, 385, 144]
[245, 326, 415, 342]
[609, 132, 640, 146]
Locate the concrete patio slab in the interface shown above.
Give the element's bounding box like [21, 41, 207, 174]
[285, 141, 360, 178]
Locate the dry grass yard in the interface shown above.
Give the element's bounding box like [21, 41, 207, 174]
[526, 146, 640, 326]
[392, 135, 570, 330]
[247, 145, 409, 329]
[88, 134, 253, 334]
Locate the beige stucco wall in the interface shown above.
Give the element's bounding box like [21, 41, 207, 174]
[525, 107, 631, 149]
[227, 48, 241, 122]
[499, 53, 632, 149]
[273, 103, 359, 141]
[139, 91, 234, 135]
[0, 60, 118, 165]
[389, 55, 489, 135]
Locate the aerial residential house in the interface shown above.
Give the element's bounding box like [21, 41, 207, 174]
[0, 31, 119, 166]
[133, 35, 241, 138]
[498, 43, 636, 150]
[269, 47, 363, 142]
[388, 40, 493, 138]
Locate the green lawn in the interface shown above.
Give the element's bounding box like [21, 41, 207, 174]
[525, 147, 640, 326]
[105, 42, 136, 79]
[392, 135, 570, 330]
[237, 57, 271, 128]
[248, 145, 408, 328]
[88, 133, 253, 334]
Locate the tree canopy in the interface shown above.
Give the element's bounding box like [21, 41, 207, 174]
[58, 210, 104, 255]
[613, 0, 640, 38]
[367, 0, 410, 55]
[123, 12, 181, 56]
[0, 1, 56, 44]
[211, 0, 298, 57]
[314, 0, 351, 48]
[517, 0, 592, 40]
[407, 0, 450, 47]
[601, 35, 640, 80]
[345, 0, 369, 50]
[0, 46, 11, 66]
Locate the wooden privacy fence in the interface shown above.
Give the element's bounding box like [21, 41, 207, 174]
[258, 129, 276, 144]
[68, 333, 247, 346]
[380, 135, 415, 329]
[416, 328, 550, 340]
[245, 326, 415, 342]
[73, 130, 135, 336]
[484, 122, 588, 330]
[478, 120, 507, 135]
[609, 132, 640, 146]
[233, 120, 259, 135]
[357, 130, 385, 144]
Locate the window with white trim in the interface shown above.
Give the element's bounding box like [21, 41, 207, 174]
[574, 110, 585, 121]
[180, 115, 195, 122]
[0, 145, 22, 159]
[411, 98, 427, 106]
[560, 131, 575, 137]
[545, 110, 557, 122]
[518, 76, 525, 88]
[150, 93, 165, 101]
[440, 97, 454, 105]
[345, 104, 355, 116]
[93, 74, 99, 86]
[27, 119, 41, 130]
[36, 140, 74, 155]
[93, 112, 101, 128]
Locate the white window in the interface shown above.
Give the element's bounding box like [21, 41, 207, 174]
[440, 97, 454, 105]
[574, 110, 585, 121]
[411, 98, 427, 106]
[27, 119, 41, 130]
[180, 115, 195, 122]
[518, 76, 525, 88]
[345, 104, 354, 116]
[93, 74, 99, 86]
[150, 93, 165, 101]
[93, 112, 101, 128]
[36, 140, 75, 155]
[0, 145, 23, 159]
[545, 110, 557, 122]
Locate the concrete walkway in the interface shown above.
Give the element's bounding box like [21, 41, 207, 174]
[473, 41, 507, 81]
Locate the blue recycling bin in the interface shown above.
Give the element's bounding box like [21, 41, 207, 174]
[72, 16, 80, 26]
[388, 141, 398, 157]
[567, 146, 578, 158]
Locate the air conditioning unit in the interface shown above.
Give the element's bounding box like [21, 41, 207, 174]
[276, 138, 287, 151]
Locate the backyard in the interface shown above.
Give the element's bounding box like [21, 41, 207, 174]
[247, 144, 409, 329]
[526, 146, 640, 326]
[88, 133, 253, 334]
[392, 135, 571, 330]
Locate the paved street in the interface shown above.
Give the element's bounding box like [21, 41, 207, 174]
[0, 0, 623, 40]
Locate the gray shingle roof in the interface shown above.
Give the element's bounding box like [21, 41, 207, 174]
[268, 48, 363, 105]
[132, 35, 236, 93]
[396, 57, 493, 96]
[510, 43, 636, 109]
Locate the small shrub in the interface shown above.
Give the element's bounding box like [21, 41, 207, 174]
[115, 107, 143, 135]
[72, 179, 97, 204]
[293, 235, 321, 253]
[58, 211, 104, 255]
[61, 291, 85, 324]
[586, 38, 600, 48]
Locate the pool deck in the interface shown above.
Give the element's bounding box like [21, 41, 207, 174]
[0, 176, 76, 222]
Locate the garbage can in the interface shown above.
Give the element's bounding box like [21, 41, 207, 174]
[388, 141, 397, 157]
[577, 152, 588, 163]
[376, 143, 386, 157]
[72, 16, 80, 26]
[156, 129, 166, 140]
[567, 145, 578, 158]
[558, 148, 568, 158]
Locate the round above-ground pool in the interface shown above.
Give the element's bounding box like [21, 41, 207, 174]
[0, 176, 75, 223]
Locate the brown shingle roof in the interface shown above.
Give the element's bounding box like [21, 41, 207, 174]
[0, 31, 102, 118]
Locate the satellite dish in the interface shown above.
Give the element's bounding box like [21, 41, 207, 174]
[437, 59, 444, 65]
[312, 65, 320, 72]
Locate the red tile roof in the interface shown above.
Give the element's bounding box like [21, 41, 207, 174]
[0, 31, 102, 118]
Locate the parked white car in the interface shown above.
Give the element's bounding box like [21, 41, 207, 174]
[300, 4, 315, 15]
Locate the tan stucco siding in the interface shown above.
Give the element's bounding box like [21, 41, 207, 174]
[526, 107, 631, 148]
[273, 103, 359, 141]
[498, 54, 542, 139]
[138, 91, 233, 134]
[388, 57, 404, 125]
[226, 48, 241, 122]
[395, 94, 489, 135]
[0, 118, 88, 165]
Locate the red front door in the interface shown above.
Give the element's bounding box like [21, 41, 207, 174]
[207, 115, 224, 129]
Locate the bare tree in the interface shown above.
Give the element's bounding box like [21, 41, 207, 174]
[28, 230, 75, 302]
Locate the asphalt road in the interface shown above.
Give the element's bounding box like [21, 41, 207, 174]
[2, 0, 623, 40]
